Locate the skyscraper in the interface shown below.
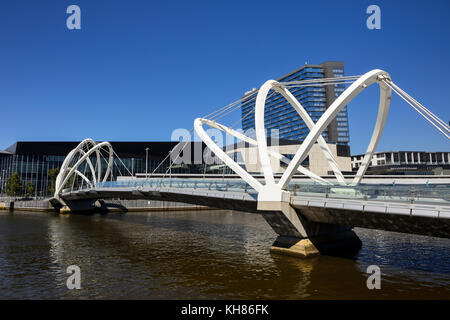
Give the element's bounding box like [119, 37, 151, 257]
[241, 61, 350, 145]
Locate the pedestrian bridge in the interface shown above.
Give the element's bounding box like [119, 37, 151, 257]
[51, 69, 450, 257]
[55, 177, 450, 242]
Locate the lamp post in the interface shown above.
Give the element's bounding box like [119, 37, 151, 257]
[145, 147, 150, 176]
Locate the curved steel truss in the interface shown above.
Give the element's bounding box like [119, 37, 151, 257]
[195, 69, 393, 200]
[54, 139, 114, 198]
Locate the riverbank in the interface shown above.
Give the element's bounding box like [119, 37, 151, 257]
[0, 198, 213, 213]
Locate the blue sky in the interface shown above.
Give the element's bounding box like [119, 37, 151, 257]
[0, 0, 449, 154]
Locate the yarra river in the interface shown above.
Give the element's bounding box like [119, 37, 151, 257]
[0, 209, 449, 299]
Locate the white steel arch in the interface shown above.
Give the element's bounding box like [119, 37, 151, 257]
[54, 139, 114, 198]
[194, 118, 332, 188]
[194, 118, 263, 192]
[254, 80, 347, 185]
[195, 69, 393, 201]
[276, 69, 392, 189]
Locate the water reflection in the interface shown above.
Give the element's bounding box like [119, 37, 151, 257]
[0, 210, 449, 299]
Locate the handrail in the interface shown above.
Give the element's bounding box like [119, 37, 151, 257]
[87, 178, 450, 205]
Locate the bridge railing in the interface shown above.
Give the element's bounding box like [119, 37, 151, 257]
[95, 179, 259, 195]
[287, 182, 450, 204]
[92, 178, 450, 204]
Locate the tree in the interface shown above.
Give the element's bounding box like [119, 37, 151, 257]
[6, 172, 22, 197]
[48, 168, 60, 195]
[25, 181, 35, 198]
[65, 173, 79, 190]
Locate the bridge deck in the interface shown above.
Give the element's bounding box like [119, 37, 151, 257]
[58, 178, 450, 238]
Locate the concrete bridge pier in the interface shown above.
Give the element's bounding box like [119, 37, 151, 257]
[0, 201, 14, 211]
[258, 200, 362, 258]
[51, 198, 105, 214]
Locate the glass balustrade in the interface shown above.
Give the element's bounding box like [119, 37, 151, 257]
[91, 178, 450, 204]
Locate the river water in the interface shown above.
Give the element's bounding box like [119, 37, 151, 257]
[0, 209, 449, 299]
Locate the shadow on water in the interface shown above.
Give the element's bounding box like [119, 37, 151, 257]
[354, 228, 450, 274]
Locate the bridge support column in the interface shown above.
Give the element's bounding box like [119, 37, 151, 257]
[258, 200, 361, 258]
[58, 199, 98, 213]
[269, 230, 361, 258]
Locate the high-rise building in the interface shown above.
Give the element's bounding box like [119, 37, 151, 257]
[241, 61, 350, 145]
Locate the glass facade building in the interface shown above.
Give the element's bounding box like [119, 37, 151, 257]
[241, 61, 350, 145]
[0, 141, 215, 197]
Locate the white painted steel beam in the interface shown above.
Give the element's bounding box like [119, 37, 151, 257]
[55, 139, 114, 198]
[195, 69, 393, 200]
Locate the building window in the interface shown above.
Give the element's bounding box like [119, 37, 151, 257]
[393, 153, 399, 163]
